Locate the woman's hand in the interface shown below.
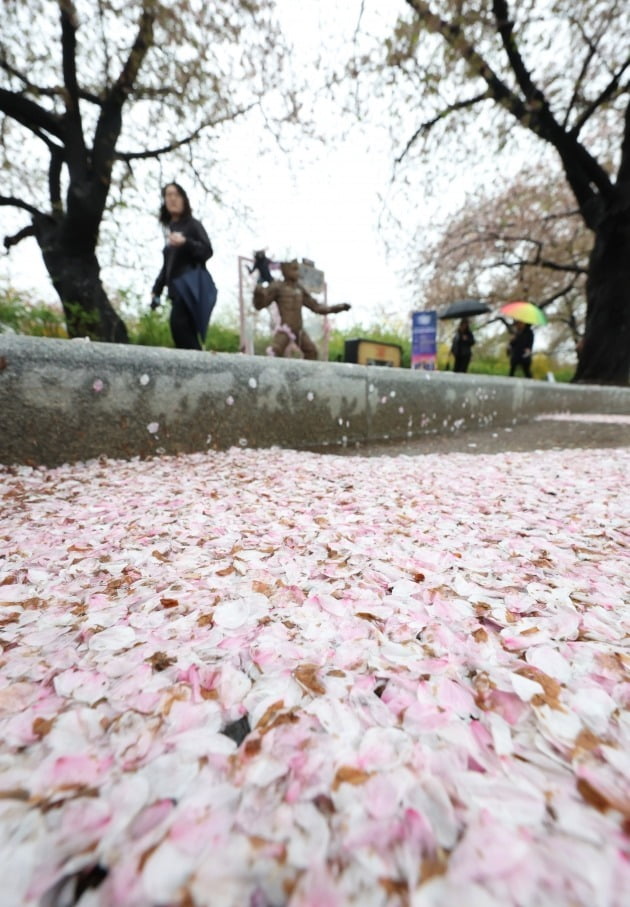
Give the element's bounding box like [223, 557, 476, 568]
[168, 231, 186, 247]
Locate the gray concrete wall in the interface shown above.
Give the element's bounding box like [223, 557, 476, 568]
[1, 334, 629, 466]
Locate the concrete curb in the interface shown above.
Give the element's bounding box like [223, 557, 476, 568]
[1, 335, 629, 466]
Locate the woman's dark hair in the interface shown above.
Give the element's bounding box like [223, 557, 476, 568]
[159, 182, 192, 225]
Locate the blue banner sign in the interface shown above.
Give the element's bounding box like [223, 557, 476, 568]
[411, 311, 437, 370]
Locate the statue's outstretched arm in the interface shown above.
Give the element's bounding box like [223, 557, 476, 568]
[253, 281, 279, 310]
[302, 292, 351, 316]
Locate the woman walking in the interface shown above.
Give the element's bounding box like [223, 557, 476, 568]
[450, 318, 476, 373]
[151, 183, 215, 350]
[508, 321, 534, 377]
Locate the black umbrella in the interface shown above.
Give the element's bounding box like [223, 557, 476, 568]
[438, 299, 491, 320]
[172, 267, 217, 341]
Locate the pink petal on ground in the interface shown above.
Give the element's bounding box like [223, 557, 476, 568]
[1, 444, 628, 905]
[38, 754, 114, 791]
[436, 677, 478, 717]
[290, 864, 344, 907]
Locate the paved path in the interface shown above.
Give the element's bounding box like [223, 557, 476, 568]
[332, 414, 630, 457]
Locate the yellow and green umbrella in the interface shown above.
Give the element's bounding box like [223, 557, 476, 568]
[500, 301, 548, 325]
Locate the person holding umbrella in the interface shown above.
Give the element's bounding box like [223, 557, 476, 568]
[500, 302, 547, 378]
[151, 182, 216, 350]
[439, 300, 488, 373]
[508, 321, 534, 377]
[450, 317, 476, 372]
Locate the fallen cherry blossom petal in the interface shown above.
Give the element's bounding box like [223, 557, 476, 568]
[0, 443, 628, 905]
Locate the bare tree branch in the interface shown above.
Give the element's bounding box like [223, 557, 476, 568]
[114, 103, 259, 161]
[353, 0, 367, 44]
[0, 57, 59, 99]
[58, 0, 81, 111]
[92, 5, 155, 181]
[0, 88, 63, 140]
[404, 0, 615, 214]
[396, 92, 489, 163]
[538, 279, 581, 310]
[561, 23, 601, 130]
[108, 5, 155, 107]
[570, 59, 630, 137]
[405, 1, 533, 122]
[493, 255, 587, 275]
[492, 0, 543, 103]
[96, 0, 112, 87]
[0, 55, 102, 105]
[3, 224, 35, 250]
[0, 195, 45, 218]
[58, 0, 88, 175]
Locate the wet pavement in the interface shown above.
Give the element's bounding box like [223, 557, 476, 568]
[329, 414, 630, 457]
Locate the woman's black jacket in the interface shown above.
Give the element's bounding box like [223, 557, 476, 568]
[152, 216, 213, 298]
[509, 326, 534, 361]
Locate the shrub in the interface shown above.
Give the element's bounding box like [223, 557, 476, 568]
[131, 310, 174, 348]
[0, 288, 66, 337]
[205, 322, 241, 353]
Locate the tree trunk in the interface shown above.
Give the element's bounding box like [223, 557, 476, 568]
[574, 207, 630, 385]
[34, 216, 128, 343]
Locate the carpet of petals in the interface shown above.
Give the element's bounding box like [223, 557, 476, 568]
[1, 445, 629, 907]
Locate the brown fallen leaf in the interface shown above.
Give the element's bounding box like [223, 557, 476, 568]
[159, 597, 179, 609]
[576, 777, 611, 813]
[32, 717, 55, 737]
[332, 765, 371, 790]
[420, 851, 448, 883]
[576, 777, 630, 818]
[200, 687, 218, 700]
[146, 651, 175, 672]
[215, 565, 235, 577]
[516, 665, 563, 710]
[313, 793, 335, 816]
[571, 728, 602, 757]
[151, 550, 170, 563]
[262, 711, 300, 734]
[256, 700, 285, 731]
[244, 737, 262, 757]
[0, 612, 20, 627]
[379, 878, 408, 900]
[252, 581, 274, 595]
[294, 664, 325, 695]
[0, 789, 29, 801]
[19, 597, 47, 610]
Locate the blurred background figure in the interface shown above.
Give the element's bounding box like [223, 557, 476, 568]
[248, 250, 274, 285]
[508, 320, 534, 377]
[450, 317, 476, 373]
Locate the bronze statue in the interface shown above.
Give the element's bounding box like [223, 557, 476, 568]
[253, 260, 350, 359]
